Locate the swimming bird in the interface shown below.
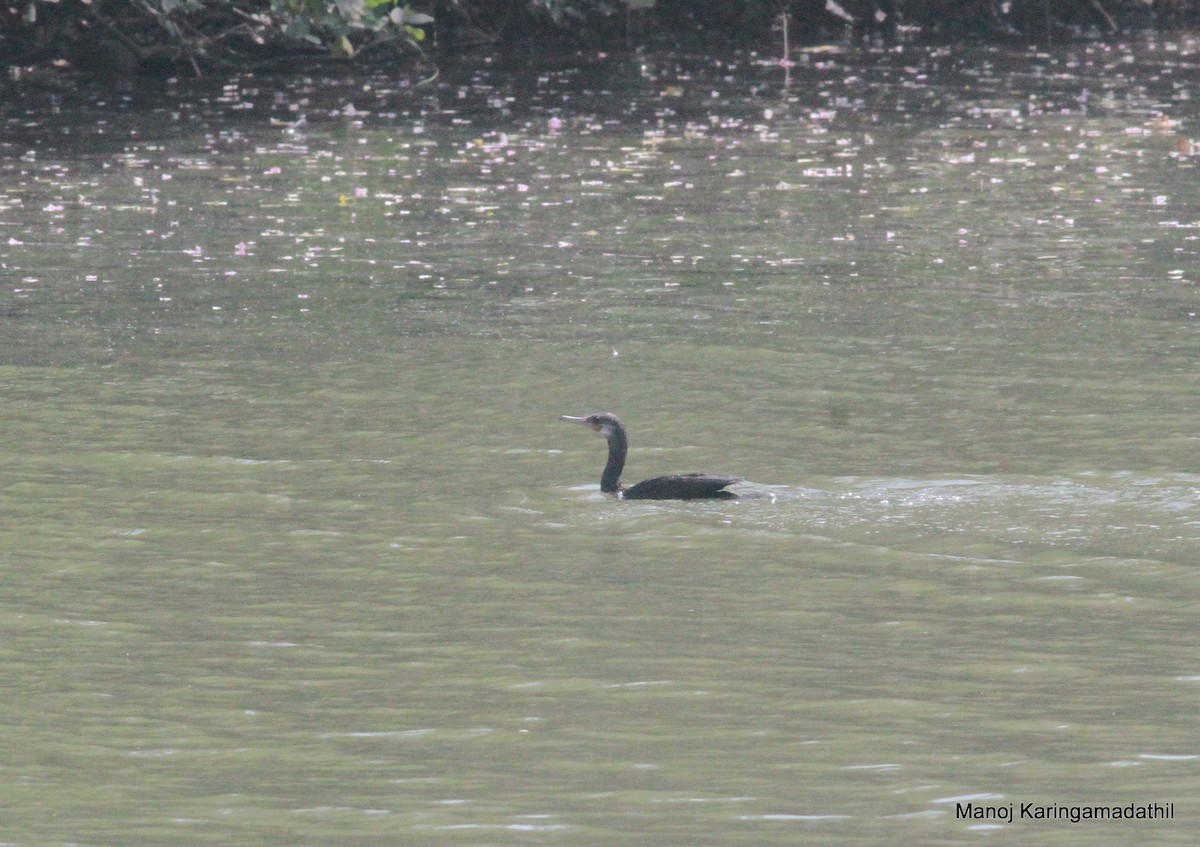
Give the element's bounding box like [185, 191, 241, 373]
[559, 412, 739, 500]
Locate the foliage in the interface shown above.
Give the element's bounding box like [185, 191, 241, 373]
[0, 0, 435, 71]
[4, 0, 1200, 76]
[270, 0, 433, 56]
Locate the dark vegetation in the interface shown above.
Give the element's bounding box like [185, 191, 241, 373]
[2, 0, 1198, 78]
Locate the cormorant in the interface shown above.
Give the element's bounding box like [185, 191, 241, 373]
[559, 412, 739, 500]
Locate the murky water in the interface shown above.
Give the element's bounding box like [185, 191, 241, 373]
[3, 37, 1200, 844]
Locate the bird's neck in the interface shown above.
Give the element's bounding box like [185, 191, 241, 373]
[600, 428, 627, 494]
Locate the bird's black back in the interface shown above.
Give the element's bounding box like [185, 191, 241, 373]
[622, 473, 740, 500]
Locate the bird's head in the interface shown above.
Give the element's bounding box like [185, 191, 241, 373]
[560, 412, 624, 440]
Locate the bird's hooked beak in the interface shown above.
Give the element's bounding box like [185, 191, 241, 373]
[559, 414, 600, 432]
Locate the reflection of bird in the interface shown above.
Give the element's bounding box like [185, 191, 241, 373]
[560, 412, 739, 500]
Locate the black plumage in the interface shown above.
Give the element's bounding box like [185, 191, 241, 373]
[559, 412, 739, 500]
